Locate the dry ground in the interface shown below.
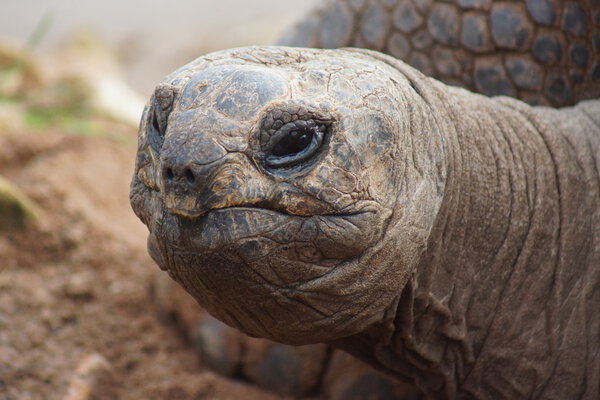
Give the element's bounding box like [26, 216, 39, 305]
[0, 124, 286, 400]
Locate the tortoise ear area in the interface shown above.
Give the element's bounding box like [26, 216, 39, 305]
[153, 83, 179, 135]
[143, 83, 179, 155]
[146, 106, 166, 155]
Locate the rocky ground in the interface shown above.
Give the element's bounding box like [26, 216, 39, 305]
[0, 116, 292, 400]
[0, 39, 288, 400]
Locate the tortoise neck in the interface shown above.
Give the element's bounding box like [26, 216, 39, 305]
[397, 92, 564, 396]
[335, 89, 600, 397]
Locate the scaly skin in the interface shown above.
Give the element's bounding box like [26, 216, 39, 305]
[130, 46, 600, 399]
[278, 0, 600, 107]
[149, 2, 600, 398]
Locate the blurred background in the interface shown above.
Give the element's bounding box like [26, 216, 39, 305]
[2, 0, 318, 95]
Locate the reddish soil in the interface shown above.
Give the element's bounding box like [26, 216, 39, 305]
[0, 126, 284, 400]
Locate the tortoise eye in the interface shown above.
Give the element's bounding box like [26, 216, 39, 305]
[265, 120, 325, 169]
[271, 128, 314, 157]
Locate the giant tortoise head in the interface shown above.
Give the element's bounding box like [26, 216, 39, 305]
[130, 46, 447, 345]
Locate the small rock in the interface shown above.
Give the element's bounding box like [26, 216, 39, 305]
[323, 351, 421, 400]
[0, 176, 39, 232]
[242, 338, 329, 397]
[63, 272, 95, 300]
[193, 317, 242, 377]
[64, 353, 112, 400]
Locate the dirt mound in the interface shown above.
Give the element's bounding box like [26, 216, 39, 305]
[0, 127, 284, 400]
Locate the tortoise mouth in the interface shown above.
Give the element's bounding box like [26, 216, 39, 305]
[168, 204, 320, 220]
[137, 180, 399, 344]
[146, 202, 384, 276]
[156, 204, 379, 252]
[169, 204, 368, 222]
[145, 202, 396, 345]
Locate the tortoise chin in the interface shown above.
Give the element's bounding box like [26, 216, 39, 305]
[145, 203, 392, 344]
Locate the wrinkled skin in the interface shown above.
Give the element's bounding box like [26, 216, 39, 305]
[131, 46, 600, 399]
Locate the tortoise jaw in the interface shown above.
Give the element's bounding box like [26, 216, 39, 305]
[146, 202, 395, 345]
[163, 193, 206, 218]
[163, 200, 365, 222]
[162, 187, 338, 220]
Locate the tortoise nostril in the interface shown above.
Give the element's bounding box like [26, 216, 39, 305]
[164, 167, 174, 181]
[184, 168, 196, 185]
[162, 164, 196, 186]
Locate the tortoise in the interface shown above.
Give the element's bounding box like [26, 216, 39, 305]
[130, 0, 600, 398]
